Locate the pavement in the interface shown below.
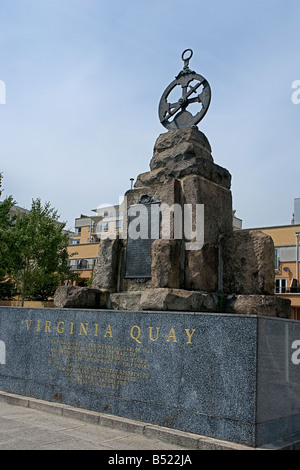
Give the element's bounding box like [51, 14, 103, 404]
[0, 391, 253, 451]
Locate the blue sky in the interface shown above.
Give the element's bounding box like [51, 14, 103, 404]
[0, 0, 299, 230]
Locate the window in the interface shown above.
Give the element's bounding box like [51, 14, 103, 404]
[274, 248, 279, 271]
[115, 220, 121, 229]
[78, 259, 89, 269]
[275, 278, 287, 294]
[102, 222, 109, 232]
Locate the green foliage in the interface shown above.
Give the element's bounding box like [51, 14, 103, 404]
[9, 199, 78, 303]
[0, 178, 78, 302]
[217, 294, 226, 313]
[0, 196, 15, 279]
[0, 174, 16, 288]
[86, 269, 94, 288]
[0, 279, 17, 300]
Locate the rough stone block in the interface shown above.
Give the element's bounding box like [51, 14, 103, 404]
[134, 127, 231, 190]
[139, 288, 217, 312]
[110, 292, 142, 311]
[221, 230, 275, 295]
[151, 239, 182, 288]
[168, 158, 232, 189]
[224, 294, 291, 318]
[92, 238, 121, 291]
[150, 126, 213, 171]
[135, 160, 232, 190]
[123, 179, 182, 240]
[184, 244, 219, 292]
[134, 168, 172, 188]
[53, 286, 101, 309]
[182, 175, 233, 245]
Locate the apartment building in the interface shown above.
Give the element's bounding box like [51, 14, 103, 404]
[67, 197, 300, 319]
[67, 204, 124, 286]
[254, 223, 300, 320]
[248, 199, 299, 319]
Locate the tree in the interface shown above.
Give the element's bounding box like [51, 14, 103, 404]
[0, 174, 16, 299]
[8, 198, 78, 304]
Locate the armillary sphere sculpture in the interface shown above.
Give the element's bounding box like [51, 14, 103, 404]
[158, 49, 211, 130]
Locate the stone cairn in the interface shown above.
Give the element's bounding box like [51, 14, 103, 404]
[54, 51, 290, 318]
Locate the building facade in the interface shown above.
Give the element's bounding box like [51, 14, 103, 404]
[293, 197, 300, 224]
[67, 205, 124, 286]
[251, 224, 300, 320]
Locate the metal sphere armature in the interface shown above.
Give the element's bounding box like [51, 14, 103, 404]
[158, 49, 211, 130]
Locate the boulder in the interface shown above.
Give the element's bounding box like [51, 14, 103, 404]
[53, 286, 103, 309]
[139, 288, 217, 312]
[92, 238, 121, 291]
[134, 127, 231, 190]
[151, 239, 182, 288]
[110, 292, 142, 311]
[184, 244, 219, 292]
[224, 295, 291, 318]
[221, 230, 275, 295]
[150, 126, 213, 170]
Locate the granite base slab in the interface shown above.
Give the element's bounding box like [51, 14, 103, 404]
[0, 307, 299, 448]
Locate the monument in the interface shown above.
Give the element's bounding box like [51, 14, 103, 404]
[56, 49, 289, 318]
[0, 51, 299, 450]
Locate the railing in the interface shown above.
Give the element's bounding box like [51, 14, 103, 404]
[69, 238, 100, 246]
[69, 262, 96, 271]
[276, 288, 300, 294]
[286, 287, 300, 294]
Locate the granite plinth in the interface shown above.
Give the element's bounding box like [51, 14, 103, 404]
[0, 306, 299, 448]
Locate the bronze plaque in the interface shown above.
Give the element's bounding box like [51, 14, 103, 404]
[124, 196, 160, 279]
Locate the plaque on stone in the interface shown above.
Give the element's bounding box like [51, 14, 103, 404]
[125, 195, 160, 279]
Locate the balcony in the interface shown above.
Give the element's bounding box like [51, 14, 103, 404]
[69, 260, 96, 271]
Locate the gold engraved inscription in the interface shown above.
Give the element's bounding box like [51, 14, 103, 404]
[48, 339, 152, 390]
